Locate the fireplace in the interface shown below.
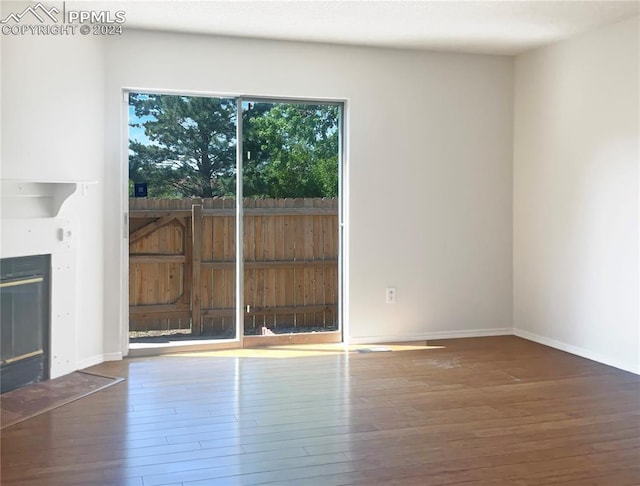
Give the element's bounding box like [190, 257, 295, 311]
[1, 179, 93, 381]
[0, 255, 50, 393]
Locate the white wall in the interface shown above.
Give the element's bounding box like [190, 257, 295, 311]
[103, 30, 514, 353]
[2, 4, 635, 376]
[0, 2, 107, 373]
[513, 17, 640, 373]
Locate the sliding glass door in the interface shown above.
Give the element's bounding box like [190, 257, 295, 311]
[127, 93, 342, 348]
[128, 93, 238, 345]
[241, 100, 341, 345]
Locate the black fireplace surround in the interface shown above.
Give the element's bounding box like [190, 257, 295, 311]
[0, 255, 50, 393]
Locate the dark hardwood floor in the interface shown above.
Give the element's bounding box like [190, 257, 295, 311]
[1, 336, 639, 485]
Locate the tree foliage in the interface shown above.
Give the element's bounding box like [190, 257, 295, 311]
[129, 93, 236, 198]
[129, 94, 339, 199]
[244, 103, 339, 198]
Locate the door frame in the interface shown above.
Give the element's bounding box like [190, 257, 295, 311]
[119, 88, 347, 356]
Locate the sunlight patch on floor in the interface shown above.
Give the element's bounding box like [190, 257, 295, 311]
[167, 342, 445, 359]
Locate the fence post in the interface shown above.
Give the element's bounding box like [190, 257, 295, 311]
[191, 204, 203, 336]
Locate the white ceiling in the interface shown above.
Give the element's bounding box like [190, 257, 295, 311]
[83, 1, 640, 55]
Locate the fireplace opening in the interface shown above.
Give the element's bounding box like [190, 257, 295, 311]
[1, 255, 50, 393]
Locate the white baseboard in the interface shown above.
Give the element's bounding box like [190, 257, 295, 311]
[72, 332, 638, 375]
[76, 354, 106, 370]
[348, 328, 513, 345]
[513, 328, 640, 375]
[76, 352, 123, 371]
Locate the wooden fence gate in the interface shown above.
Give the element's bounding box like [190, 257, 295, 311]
[129, 198, 339, 339]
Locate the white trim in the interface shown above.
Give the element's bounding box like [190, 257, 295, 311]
[0, 180, 96, 219]
[120, 90, 130, 358]
[338, 101, 347, 344]
[235, 97, 244, 344]
[348, 328, 513, 345]
[514, 328, 640, 375]
[76, 352, 123, 371]
[121, 87, 343, 106]
[76, 354, 105, 370]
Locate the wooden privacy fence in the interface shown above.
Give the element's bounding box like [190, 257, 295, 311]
[129, 197, 339, 337]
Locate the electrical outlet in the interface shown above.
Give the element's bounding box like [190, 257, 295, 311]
[386, 287, 396, 304]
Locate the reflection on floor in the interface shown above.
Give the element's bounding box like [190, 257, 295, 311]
[1, 336, 639, 485]
[168, 342, 442, 359]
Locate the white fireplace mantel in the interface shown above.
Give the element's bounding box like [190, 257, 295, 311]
[1, 180, 96, 219]
[1, 179, 98, 379]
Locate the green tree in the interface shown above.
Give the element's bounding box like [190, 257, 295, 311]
[129, 95, 339, 199]
[243, 103, 339, 198]
[129, 93, 236, 198]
